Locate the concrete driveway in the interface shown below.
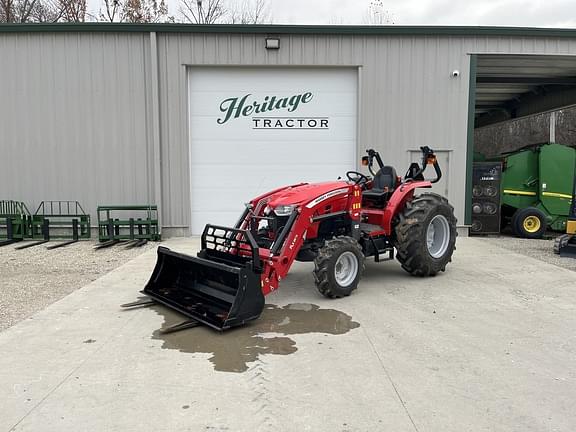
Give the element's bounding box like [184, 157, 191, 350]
[1, 237, 575, 432]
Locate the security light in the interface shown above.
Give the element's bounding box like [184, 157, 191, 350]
[265, 38, 280, 50]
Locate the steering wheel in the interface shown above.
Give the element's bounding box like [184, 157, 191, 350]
[346, 171, 369, 185]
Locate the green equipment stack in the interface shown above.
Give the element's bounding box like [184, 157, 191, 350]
[500, 143, 576, 238]
[97, 205, 160, 248]
[0, 201, 31, 246]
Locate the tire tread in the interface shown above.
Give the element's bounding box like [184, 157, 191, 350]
[393, 193, 457, 277]
[313, 236, 365, 298]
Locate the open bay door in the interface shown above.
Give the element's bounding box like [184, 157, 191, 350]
[188, 67, 358, 235]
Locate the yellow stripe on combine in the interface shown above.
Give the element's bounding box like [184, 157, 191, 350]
[542, 192, 573, 199]
[503, 189, 537, 196]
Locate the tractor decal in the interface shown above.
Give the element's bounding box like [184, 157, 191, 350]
[305, 188, 349, 209]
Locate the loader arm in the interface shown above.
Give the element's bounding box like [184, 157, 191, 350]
[254, 183, 362, 294]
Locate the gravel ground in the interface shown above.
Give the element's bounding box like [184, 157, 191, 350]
[0, 240, 156, 332]
[2, 232, 573, 333]
[475, 232, 576, 272]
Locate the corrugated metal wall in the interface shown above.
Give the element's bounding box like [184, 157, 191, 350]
[3, 30, 576, 233]
[0, 32, 154, 221]
[156, 33, 576, 230]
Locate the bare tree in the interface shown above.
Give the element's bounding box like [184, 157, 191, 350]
[229, 0, 270, 24]
[99, 0, 169, 23]
[59, 0, 86, 21]
[1, 0, 15, 21]
[0, 0, 66, 22]
[178, 0, 271, 25]
[123, 0, 169, 22]
[1, 0, 39, 22]
[99, 0, 121, 21]
[32, 0, 63, 21]
[179, 0, 225, 24]
[363, 0, 394, 25]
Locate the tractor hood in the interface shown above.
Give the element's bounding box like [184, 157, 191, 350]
[265, 181, 350, 211]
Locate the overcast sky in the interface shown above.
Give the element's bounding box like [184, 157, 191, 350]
[86, 0, 576, 27]
[264, 0, 576, 27]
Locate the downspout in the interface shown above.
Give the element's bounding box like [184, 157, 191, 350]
[150, 31, 163, 233]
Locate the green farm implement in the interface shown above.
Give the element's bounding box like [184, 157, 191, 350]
[501, 143, 576, 238]
[0, 201, 31, 246]
[20, 201, 91, 249]
[1, 200, 91, 249]
[96, 205, 160, 248]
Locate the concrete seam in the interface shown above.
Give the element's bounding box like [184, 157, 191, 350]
[361, 327, 421, 432]
[7, 311, 142, 432]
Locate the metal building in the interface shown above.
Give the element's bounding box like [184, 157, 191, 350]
[2, 24, 576, 236]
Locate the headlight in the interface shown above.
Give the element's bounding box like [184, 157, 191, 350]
[273, 205, 296, 216]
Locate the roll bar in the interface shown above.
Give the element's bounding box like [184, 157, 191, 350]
[415, 146, 442, 184]
[362, 147, 442, 183]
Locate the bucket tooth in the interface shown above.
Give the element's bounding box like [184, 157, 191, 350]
[121, 298, 156, 308]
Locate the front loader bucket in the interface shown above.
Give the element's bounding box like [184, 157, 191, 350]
[144, 247, 265, 331]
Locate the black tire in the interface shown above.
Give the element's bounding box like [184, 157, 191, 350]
[393, 193, 457, 276]
[553, 234, 571, 254]
[313, 236, 365, 298]
[510, 211, 521, 237]
[511, 207, 547, 239]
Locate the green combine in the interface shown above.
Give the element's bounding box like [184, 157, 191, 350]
[500, 143, 576, 238]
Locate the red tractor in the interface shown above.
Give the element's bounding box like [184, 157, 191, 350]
[125, 147, 457, 332]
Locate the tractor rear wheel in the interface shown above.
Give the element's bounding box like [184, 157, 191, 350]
[313, 236, 365, 298]
[394, 193, 457, 276]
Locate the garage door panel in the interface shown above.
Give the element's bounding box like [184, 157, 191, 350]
[191, 211, 243, 229]
[190, 142, 355, 166]
[188, 68, 357, 92]
[189, 67, 357, 234]
[191, 166, 350, 193]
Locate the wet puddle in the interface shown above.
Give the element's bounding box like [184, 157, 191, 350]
[150, 303, 360, 373]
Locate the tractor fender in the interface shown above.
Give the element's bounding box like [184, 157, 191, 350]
[382, 181, 432, 233]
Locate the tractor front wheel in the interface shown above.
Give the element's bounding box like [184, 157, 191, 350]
[313, 236, 365, 298]
[394, 193, 457, 276]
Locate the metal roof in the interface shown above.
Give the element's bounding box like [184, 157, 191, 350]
[1, 23, 576, 37]
[475, 54, 576, 118]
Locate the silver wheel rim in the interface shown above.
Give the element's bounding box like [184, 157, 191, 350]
[334, 251, 358, 287]
[426, 215, 451, 259]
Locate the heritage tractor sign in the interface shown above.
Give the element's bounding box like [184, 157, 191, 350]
[217, 92, 329, 129]
[188, 66, 357, 234]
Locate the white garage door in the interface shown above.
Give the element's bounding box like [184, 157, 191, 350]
[188, 67, 358, 234]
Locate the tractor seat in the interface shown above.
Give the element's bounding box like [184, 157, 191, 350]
[362, 166, 398, 200]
